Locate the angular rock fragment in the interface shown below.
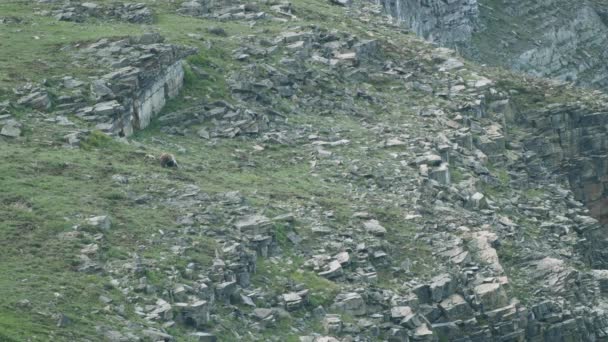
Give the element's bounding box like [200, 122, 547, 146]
[331, 292, 366, 316]
[429, 163, 450, 185]
[0, 121, 21, 137]
[86, 215, 111, 231]
[189, 332, 217, 342]
[175, 300, 209, 328]
[318, 260, 343, 279]
[282, 292, 303, 311]
[474, 283, 508, 310]
[323, 314, 342, 334]
[429, 274, 456, 303]
[363, 219, 387, 236]
[17, 91, 51, 111]
[439, 294, 474, 320]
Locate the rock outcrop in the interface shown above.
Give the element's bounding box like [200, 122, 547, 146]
[73, 34, 196, 136]
[51, 2, 154, 23]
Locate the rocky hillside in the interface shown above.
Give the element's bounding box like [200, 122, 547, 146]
[1, 0, 608, 341]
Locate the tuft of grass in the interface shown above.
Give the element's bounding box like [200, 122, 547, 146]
[80, 130, 116, 150]
[254, 258, 340, 308]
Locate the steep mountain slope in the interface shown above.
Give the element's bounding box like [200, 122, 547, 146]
[1, 0, 608, 341]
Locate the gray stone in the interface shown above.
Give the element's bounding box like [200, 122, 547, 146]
[467, 192, 488, 210]
[413, 284, 431, 304]
[439, 294, 473, 320]
[179, 0, 210, 15]
[415, 154, 443, 166]
[331, 292, 366, 316]
[323, 314, 343, 334]
[142, 329, 173, 341]
[429, 274, 455, 303]
[189, 332, 217, 342]
[63, 77, 84, 89]
[215, 281, 237, 302]
[412, 324, 435, 341]
[175, 300, 209, 328]
[363, 219, 387, 236]
[330, 0, 352, 6]
[93, 100, 122, 116]
[253, 308, 274, 320]
[474, 283, 508, 310]
[17, 91, 51, 111]
[235, 214, 271, 233]
[90, 79, 115, 100]
[390, 306, 413, 323]
[1, 123, 21, 137]
[86, 215, 111, 230]
[318, 260, 343, 279]
[429, 163, 450, 185]
[282, 292, 303, 311]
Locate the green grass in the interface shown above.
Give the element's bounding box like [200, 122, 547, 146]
[0, 140, 182, 338]
[80, 130, 116, 150]
[0, 4, 143, 89]
[0, 109, 363, 339]
[253, 258, 340, 309]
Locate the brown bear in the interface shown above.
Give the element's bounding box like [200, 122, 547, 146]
[159, 153, 178, 168]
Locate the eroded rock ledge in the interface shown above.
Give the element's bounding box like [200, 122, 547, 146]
[73, 33, 196, 136]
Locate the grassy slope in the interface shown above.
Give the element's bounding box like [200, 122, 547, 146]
[0, 2, 401, 340]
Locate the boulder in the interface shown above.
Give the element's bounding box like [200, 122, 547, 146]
[282, 292, 303, 311]
[474, 283, 508, 310]
[390, 306, 414, 323]
[179, 0, 210, 15]
[189, 332, 217, 342]
[175, 300, 210, 328]
[363, 219, 387, 236]
[429, 274, 456, 303]
[235, 214, 272, 233]
[0, 122, 21, 137]
[86, 215, 111, 230]
[17, 91, 51, 111]
[323, 314, 343, 334]
[252, 308, 274, 321]
[467, 192, 488, 210]
[318, 260, 343, 279]
[439, 294, 474, 320]
[429, 163, 450, 185]
[331, 292, 366, 316]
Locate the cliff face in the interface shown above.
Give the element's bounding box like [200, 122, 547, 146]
[374, 0, 478, 45]
[520, 100, 608, 226]
[478, 0, 608, 88]
[378, 0, 608, 88]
